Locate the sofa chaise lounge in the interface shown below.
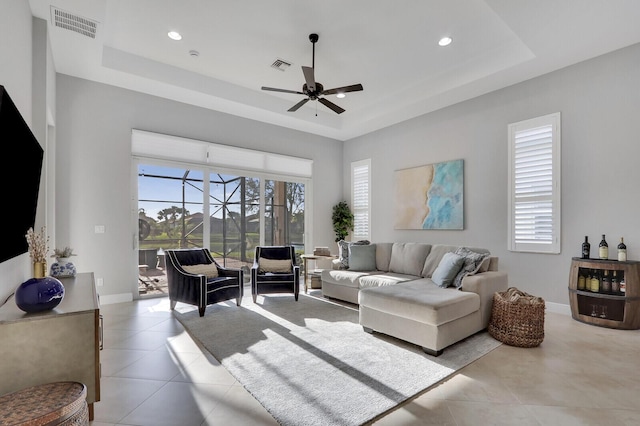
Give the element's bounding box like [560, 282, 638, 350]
[321, 242, 508, 355]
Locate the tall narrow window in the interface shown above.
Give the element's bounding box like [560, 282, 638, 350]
[351, 159, 371, 241]
[508, 112, 561, 254]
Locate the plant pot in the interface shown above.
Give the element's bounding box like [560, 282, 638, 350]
[50, 257, 77, 277]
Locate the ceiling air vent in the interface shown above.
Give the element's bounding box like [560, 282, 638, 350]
[270, 58, 291, 71]
[51, 6, 98, 39]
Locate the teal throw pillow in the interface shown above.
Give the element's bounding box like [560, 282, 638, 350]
[337, 240, 370, 269]
[432, 252, 465, 288]
[348, 244, 377, 271]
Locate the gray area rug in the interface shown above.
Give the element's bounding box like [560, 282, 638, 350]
[174, 292, 501, 426]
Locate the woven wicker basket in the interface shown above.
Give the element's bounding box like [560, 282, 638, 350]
[488, 287, 545, 347]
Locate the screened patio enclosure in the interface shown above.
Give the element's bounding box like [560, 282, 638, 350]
[137, 164, 305, 296]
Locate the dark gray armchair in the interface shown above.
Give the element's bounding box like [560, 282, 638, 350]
[165, 248, 243, 316]
[251, 246, 300, 302]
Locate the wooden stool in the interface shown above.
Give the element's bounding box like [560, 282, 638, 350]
[0, 382, 88, 425]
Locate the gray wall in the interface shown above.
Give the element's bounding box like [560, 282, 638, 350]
[55, 76, 343, 300]
[0, 1, 49, 304]
[343, 42, 640, 306]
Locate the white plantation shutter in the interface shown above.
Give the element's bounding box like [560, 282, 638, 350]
[508, 113, 561, 253]
[352, 159, 371, 241]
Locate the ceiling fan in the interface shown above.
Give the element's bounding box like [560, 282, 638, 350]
[261, 33, 363, 114]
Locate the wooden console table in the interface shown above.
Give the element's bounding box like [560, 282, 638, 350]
[0, 272, 101, 420]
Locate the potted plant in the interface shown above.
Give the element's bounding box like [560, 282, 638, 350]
[50, 246, 78, 277]
[332, 201, 354, 242]
[52, 246, 76, 262]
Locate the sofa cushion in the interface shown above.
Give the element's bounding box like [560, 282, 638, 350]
[182, 263, 219, 278]
[452, 247, 491, 289]
[375, 243, 394, 272]
[322, 269, 372, 289]
[358, 272, 418, 289]
[431, 252, 465, 288]
[388, 243, 431, 276]
[358, 279, 480, 326]
[348, 244, 377, 271]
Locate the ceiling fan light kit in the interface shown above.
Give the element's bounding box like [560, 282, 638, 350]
[261, 33, 363, 114]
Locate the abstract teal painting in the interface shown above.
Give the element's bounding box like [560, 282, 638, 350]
[394, 159, 464, 230]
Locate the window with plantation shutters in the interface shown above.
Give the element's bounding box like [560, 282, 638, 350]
[351, 159, 371, 241]
[508, 113, 561, 254]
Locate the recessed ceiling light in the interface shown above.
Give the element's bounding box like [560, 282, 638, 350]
[438, 36, 452, 47]
[336, 93, 346, 99]
[168, 31, 182, 41]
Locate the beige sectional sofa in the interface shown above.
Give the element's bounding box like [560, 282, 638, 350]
[321, 242, 508, 355]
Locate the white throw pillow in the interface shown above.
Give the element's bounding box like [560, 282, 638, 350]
[182, 263, 219, 278]
[259, 257, 292, 273]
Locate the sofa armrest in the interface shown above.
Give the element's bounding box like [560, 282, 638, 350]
[460, 271, 508, 327]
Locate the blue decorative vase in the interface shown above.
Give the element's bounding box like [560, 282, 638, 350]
[15, 276, 65, 313]
[50, 258, 77, 277]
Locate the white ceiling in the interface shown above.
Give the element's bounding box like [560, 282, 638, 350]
[29, 0, 640, 141]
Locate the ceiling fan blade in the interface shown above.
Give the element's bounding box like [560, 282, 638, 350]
[318, 98, 345, 114]
[321, 84, 364, 96]
[262, 86, 305, 95]
[302, 66, 316, 93]
[288, 98, 310, 112]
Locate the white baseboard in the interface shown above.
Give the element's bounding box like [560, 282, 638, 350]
[99, 292, 133, 305]
[546, 301, 571, 315]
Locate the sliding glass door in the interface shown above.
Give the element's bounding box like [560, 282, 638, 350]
[136, 161, 306, 297]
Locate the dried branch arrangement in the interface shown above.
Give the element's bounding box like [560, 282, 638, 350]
[25, 226, 49, 263]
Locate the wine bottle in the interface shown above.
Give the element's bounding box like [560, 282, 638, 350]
[581, 236, 590, 259]
[578, 270, 586, 290]
[590, 269, 600, 292]
[612, 270, 620, 293]
[602, 270, 611, 293]
[618, 237, 627, 262]
[599, 234, 608, 260]
[620, 273, 626, 294]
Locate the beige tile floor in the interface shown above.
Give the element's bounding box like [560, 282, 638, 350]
[92, 291, 640, 426]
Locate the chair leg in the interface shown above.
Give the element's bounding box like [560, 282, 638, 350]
[170, 300, 177, 311]
[198, 306, 205, 317]
[252, 294, 257, 303]
[236, 297, 241, 306]
[295, 293, 299, 301]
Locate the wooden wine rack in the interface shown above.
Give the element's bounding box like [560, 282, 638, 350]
[568, 257, 640, 329]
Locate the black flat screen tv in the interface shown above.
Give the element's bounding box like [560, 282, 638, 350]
[0, 85, 44, 263]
